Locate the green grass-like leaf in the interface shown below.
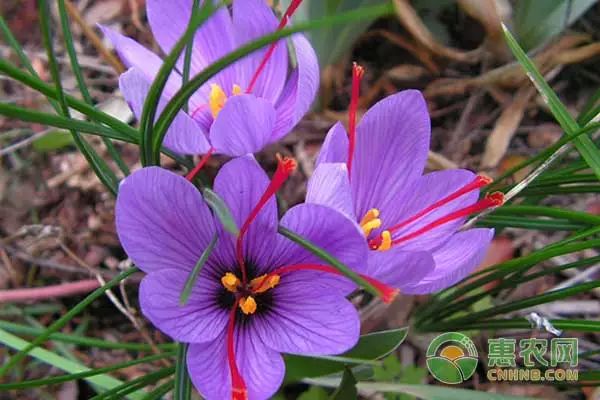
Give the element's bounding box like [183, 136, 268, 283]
[0, 328, 149, 399]
[180, 233, 218, 305]
[502, 24, 600, 181]
[39, 0, 119, 195]
[0, 267, 138, 377]
[0, 351, 174, 390]
[57, 0, 130, 176]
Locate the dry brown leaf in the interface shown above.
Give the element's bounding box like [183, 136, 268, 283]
[393, 0, 481, 64]
[497, 154, 532, 182]
[424, 34, 589, 98]
[472, 236, 514, 290]
[83, 0, 123, 26]
[386, 64, 430, 81]
[481, 86, 536, 168]
[457, 0, 512, 60]
[527, 123, 562, 149]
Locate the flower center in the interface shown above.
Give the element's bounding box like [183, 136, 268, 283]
[359, 176, 503, 251]
[208, 83, 242, 118]
[220, 272, 281, 315]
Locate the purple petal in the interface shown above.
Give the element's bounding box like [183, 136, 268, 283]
[209, 94, 276, 156]
[315, 122, 349, 166]
[100, 26, 183, 99]
[306, 163, 355, 221]
[350, 90, 430, 219]
[271, 34, 319, 141]
[253, 275, 360, 355]
[232, 0, 287, 102]
[187, 329, 285, 400]
[139, 268, 227, 343]
[119, 68, 211, 155]
[115, 167, 216, 274]
[267, 204, 368, 294]
[365, 249, 434, 290]
[402, 228, 494, 294]
[212, 156, 278, 270]
[385, 169, 478, 253]
[146, 0, 237, 91]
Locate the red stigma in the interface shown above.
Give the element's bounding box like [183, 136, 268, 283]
[387, 174, 492, 234]
[246, 0, 304, 93]
[388, 191, 505, 246]
[347, 63, 364, 177]
[185, 147, 215, 182]
[269, 263, 398, 304]
[236, 155, 297, 283]
[227, 299, 248, 400]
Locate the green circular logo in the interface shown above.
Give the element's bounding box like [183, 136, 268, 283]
[426, 332, 478, 384]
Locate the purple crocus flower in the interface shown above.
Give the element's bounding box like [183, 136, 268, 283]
[306, 65, 502, 294]
[101, 0, 317, 156]
[115, 155, 391, 399]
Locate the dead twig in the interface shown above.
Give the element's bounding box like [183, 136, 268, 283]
[64, 0, 125, 74]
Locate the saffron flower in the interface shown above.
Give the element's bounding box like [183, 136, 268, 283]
[307, 66, 501, 294]
[115, 156, 382, 399]
[101, 0, 317, 156]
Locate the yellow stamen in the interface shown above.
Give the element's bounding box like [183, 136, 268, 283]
[208, 84, 227, 118]
[239, 296, 257, 315]
[359, 208, 380, 226]
[376, 230, 392, 251]
[360, 208, 382, 236]
[232, 84, 242, 95]
[209, 83, 243, 118]
[361, 219, 382, 237]
[249, 274, 280, 294]
[221, 272, 240, 292]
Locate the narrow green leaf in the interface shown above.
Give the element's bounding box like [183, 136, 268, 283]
[309, 380, 537, 400]
[0, 15, 38, 76]
[39, 0, 119, 195]
[202, 188, 240, 236]
[182, 0, 201, 113]
[180, 233, 218, 305]
[502, 24, 600, 180]
[278, 226, 379, 297]
[0, 351, 174, 390]
[285, 328, 408, 381]
[57, 0, 130, 176]
[140, 380, 175, 400]
[140, 1, 214, 165]
[426, 318, 600, 333]
[417, 239, 600, 324]
[0, 103, 134, 142]
[329, 368, 357, 400]
[0, 320, 173, 351]
[490, 122, 600, 190]
[150, 3, 394, 162]
[0, 267, 138, 378]
[0, 328, 146, 399]
[490, 205, 600, 225]
[0, 58, 138, 139]
[90, 366, 175, 400]
[173, 343, 192, 400]
[32, 130, 74, 152]
[443, 280, 600, 326]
